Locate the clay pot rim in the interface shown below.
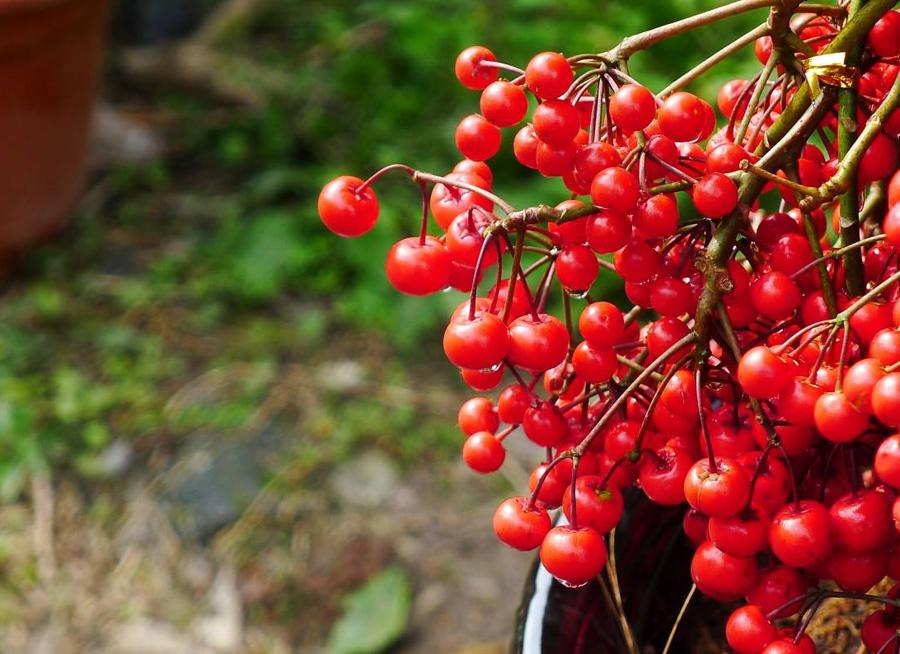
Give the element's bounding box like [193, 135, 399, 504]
[0, 0, 85, 18]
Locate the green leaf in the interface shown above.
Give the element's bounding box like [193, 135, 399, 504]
[326, 566, 412, 654]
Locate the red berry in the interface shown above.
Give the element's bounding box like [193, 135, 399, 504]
[813, 391, 869, 443]
[746, 566, 808, 618]
[385, 236, 451, 295]
[539, 525, 607, 587]
[586, 209, 632, 254]
[738, 347, 792, 400]
[873, 372, 900, 427]
[709, 505, 770, 557]
[455, 114, 502, 161]
[590, 166, 640, 214]
[318, 176, 379, 237]
[691, 540, 759, 601]
[579, 301, 625, 347]
[562, 476, 624, 534]
[683, 457, 751, 518]
[462, 431, 505, 473]
[868, 10, 900, 59]
[609, 84, 656, 133]
[556, 245, 599, 292]
[525, 52, 573, 100]
[443, 312, 509, 370]
[493, 497, 551, 550]
[658, 92, 706, 142]
[508, 313, 570, 372]
[639, 446, 692, 505]
[726, 604, 779, 654]
[769, 499, 832, 568]
[572, 341, 617, 383]
[876, 433, 900, 488]
[455, 46, 498, 90]
[693, 173, 738, 218]
[457, 397, 499, 436]
[480, 80, 528, 127]
[533, 99, 580, 146]
[497, 384, 531, 425]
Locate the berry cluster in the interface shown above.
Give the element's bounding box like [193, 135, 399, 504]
[319, 2, 900, 651]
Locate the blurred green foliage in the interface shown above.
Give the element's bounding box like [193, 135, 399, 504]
[198, 0, 762, 347]
[0, 0, 767, 490]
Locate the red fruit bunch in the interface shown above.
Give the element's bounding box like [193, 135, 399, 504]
[319, 3, 900, 650]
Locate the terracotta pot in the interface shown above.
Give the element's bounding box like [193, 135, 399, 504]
[0, 0, 109, 268]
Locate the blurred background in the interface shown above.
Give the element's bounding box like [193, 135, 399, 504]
[0, 0, 761, 652]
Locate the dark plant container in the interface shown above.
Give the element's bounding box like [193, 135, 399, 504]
[0, 0, 110, 272]
[512, 491, 728, 654]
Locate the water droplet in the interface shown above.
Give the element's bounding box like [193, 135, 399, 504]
[565, 288, 590, 299]
[558, 578, 589, 589]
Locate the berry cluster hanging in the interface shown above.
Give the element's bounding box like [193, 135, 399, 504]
[318, 1, 900, 651]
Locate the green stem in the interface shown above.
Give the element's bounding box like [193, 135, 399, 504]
[838, 0, 866, 296]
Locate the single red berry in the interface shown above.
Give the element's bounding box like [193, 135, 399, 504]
[613, 239, 660, 284]
[533, 99, 580, 146]
[769, 499, 832, 568]
[579, 301, 625, 347]
[497, 384, 531, 425]
[876, 433, 900, 488]
[608, 84, 656, 133]
[462, 431, 505, 473]
[738, 346, 792, 399]
[709, 505, 770, 558]
[633, 194, 679, 239]
[562, 476, 624, 534]
[454, 46, 498, 90]
[556, 245, 599, 292]
[749, 271, 802, 321]
[590, 166, 640, 214]
[460, 366, 504, 391]
[746, 566, 808, 618]
[385, 236, 451, 295]
[691, 540, 759, 601]
[525, 52, 573, 100]
[480, 80, 528, 127]
[318, 176, 379, 237]
[457, 397, 499, 436]
[813, 391, 869, 443]
[658, 92, 706, 142]
[443, 312, 509, 370]
[639, 446, 692, 505]
[455, 114, 502, 161]
[725, 605, 779, 654]
[522, 401, 568, 447]
[571, 341, 617, 383]
[493, 497, 551, 550]
[507, 313, 570, 372]
[861, 608, 900, 654]
[684, 457, 751, 518]
[873, 372, 900, 427]
[693, 173, 738, 218]
[586, 209, 632, 254]
[868, 10, 900, 58]
[539, 525, 607, 587]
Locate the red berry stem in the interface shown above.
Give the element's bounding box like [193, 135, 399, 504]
[475, 60, 526, 77]
[467, 228, 498, 321]
[660, 23, 770, 98]
[793, 597, 823, 644]
[789, 234, 887, 280]
[356, 163, 417, 193]
[417, 179, 429, 246]
[631, 352, 694, 455]
[695, 362, 719, 473]
[744, 441, 775, 511]
[572, 332, 698, 458]
[605, 0, 783, 62]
